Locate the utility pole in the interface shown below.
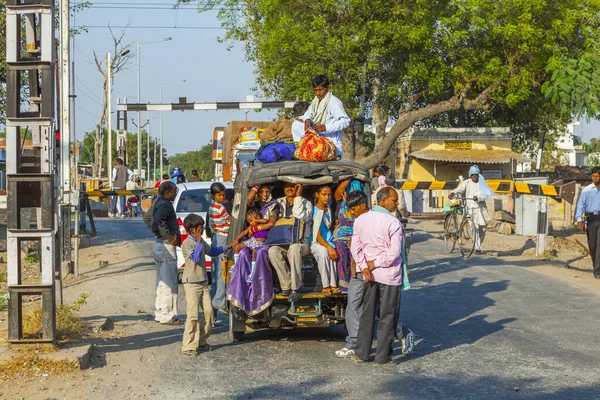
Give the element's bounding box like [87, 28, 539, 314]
[136, 42, 141, 176]
[146, 112, 151, 184]
[153, 138, 157, 183]
[107, 52, 112, 188]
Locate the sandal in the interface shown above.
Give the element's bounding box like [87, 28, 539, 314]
[198, 344, 213, 352]
[322, 287, 332, 296]
[164, 317, 183, 325]
[182, 350, 197, 357]
[330, 287, 343, 294]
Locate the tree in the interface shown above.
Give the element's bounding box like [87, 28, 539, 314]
[167, 144, 214, 181]
[180, 0, 600, 168]
[90, 26, 134, 178]
[79, 129, 166, 180]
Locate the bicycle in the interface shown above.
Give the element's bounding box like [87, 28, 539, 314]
[443, 196, 479, 258]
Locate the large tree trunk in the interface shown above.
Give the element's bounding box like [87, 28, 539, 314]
[372, 73, 389, 147]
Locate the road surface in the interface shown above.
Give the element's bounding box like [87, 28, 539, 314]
[4, 218, 600, 399]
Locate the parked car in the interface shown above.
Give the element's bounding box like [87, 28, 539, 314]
[227, 160, 372, 341]
[172, 181, 234, 282]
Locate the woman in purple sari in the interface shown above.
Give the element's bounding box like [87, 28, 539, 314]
[227, 185, 279, 316]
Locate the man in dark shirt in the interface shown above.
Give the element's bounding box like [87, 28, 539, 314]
[152, 181, 182, 325]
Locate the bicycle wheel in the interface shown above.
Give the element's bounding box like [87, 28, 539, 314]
[459, 217, 476, 258]
[443, 213, 458, 253]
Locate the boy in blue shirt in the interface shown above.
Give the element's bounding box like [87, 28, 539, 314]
[180, 213, 230, 357]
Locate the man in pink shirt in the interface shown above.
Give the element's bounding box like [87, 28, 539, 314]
[350, 187, 404, 364]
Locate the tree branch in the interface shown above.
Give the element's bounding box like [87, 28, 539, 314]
[356, 84, 496, 169]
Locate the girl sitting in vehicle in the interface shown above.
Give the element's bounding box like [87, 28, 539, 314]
[228, 185, 279, 316]
[232, 208, 273, 282]
[310, 185, 341, 295]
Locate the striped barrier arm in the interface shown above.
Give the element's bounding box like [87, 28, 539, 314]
[85, 188, 157, 197]
[397, 180, 570, 202]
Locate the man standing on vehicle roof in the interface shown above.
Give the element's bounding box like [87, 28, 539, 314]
[268, 182, 313, 303]
[303, 75, 351, 158]
[576, 166, 600, 279]
[448, 165, 491, 255]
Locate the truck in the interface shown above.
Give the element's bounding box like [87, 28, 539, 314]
[213, 121, 275, 182]
[225, 159, 372, 341]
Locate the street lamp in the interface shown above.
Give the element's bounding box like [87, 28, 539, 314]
[159, 79, 186, 177]
[137, 37, 172, 179]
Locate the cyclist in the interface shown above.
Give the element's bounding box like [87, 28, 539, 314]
[448, 165, 492, 254]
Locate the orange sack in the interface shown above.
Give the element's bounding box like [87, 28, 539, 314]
[294, 130, 337, 162]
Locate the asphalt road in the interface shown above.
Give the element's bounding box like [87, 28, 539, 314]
[48, 219, 600, 399]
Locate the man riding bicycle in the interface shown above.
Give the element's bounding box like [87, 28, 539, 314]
[448, 165, 491, 255]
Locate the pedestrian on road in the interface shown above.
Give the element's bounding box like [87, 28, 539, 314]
[576, 166, 600, 279]
[154, 174, 169, 189]
[208, 182, 231, 315]
[151, 181, 182, 325]
[180, 213, 230, 356]
[335, 190, 368, 358]
[188, 170, 201, 182]
[111, 158, 133, 219]
[448, 165, 491, 254]
[351, 187, 404, 364]
[303, 75, 351, 157]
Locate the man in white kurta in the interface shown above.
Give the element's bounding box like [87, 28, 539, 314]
[448, 165, 490, 253]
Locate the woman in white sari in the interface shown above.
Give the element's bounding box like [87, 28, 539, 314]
[309, 185, 341, 295]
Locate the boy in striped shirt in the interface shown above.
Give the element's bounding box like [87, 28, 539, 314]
[208, 182, 231, 315]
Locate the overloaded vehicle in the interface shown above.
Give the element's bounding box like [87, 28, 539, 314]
[225, 160, 372, 341]
[172, 181, 234, 282]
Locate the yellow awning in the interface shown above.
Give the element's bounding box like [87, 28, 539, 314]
[409, 149, 531, 164]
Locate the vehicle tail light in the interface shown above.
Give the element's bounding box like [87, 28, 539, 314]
[206, 260, 212, 271]
[177, 217, 188, 243]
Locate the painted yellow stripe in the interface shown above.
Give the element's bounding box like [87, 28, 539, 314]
[514, 182, 531, 194]
[429, 181, 447, 190]
[541, 185, 559, 197]
[401, 181, 419, 191]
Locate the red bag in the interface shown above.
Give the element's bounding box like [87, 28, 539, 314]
[294, 130, 337, 162]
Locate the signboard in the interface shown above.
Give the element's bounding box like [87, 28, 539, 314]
[445, 140, 472, 149]
[212, 129, 224, 160]
[482, 169, 502, 179]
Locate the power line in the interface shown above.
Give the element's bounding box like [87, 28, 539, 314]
[75, 77, 105, 104]
[73, 25, 223, 30]
[76, 104, 99, 119]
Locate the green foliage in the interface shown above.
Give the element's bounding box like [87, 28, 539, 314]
[180, 0, 600, 166]
[79, 129, 167, 177]
[69, 292, 91, 312]
[167, 144, 214, 180]
[0, 291, 7, 311]
[24, 252, 40, 264]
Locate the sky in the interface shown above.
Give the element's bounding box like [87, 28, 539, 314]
[72, 1, 279, 157]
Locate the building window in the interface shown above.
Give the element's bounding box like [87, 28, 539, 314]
[576, 152, 587, 167]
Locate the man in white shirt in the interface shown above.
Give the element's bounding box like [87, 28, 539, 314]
[111, 158, 133, 219]
[303, 75, 351, 157]
[291, 101, 309, 142]
[448, 165, 490, 254]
